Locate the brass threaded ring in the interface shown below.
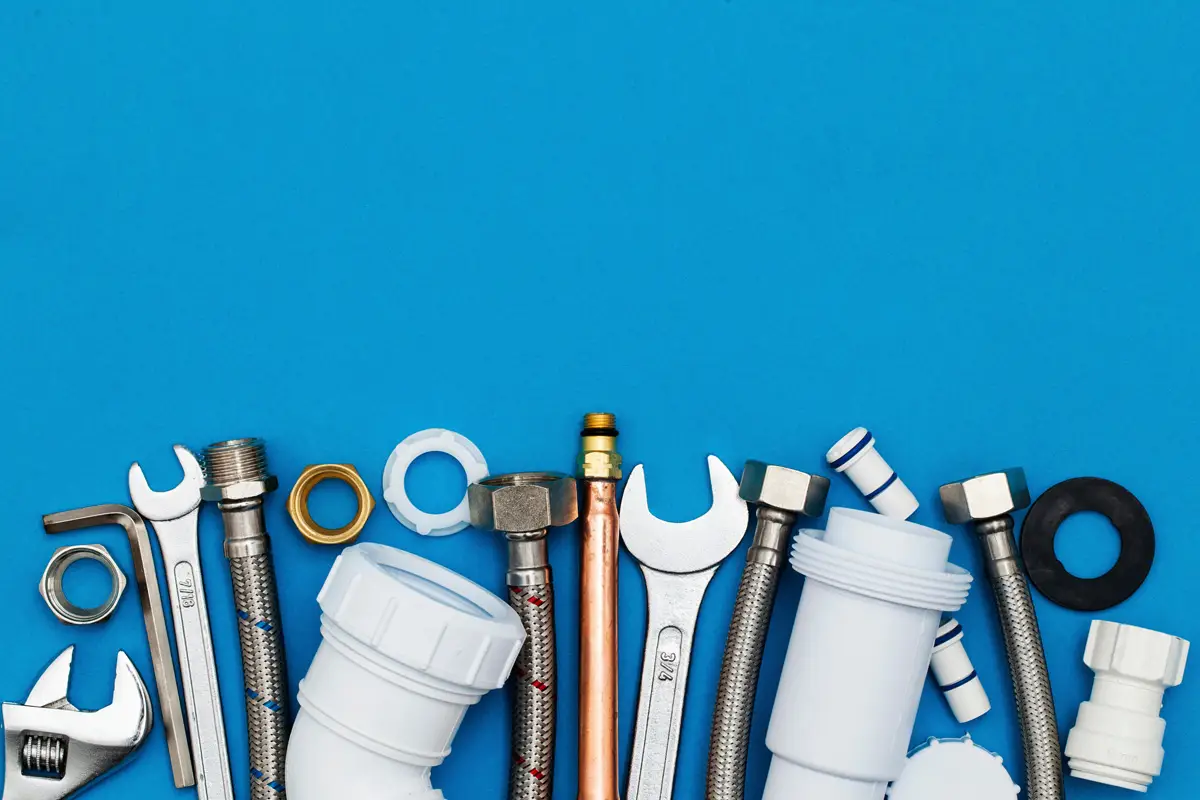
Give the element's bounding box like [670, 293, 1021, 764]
[288, 464, 375, 546]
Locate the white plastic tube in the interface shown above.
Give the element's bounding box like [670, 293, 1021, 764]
[826, 428, 919, 519]
[930, 618, 991, 724]
[286, 543, 527, 800]
[763, 508, 972, 800]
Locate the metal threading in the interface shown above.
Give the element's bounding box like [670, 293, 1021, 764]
[202, 438, 270, 486]
[478, 473, 562, 488]
[22, 734, 67, 778]
[582, 412, 616, 430]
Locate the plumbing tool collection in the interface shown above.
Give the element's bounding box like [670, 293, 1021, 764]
[2, 419, 1188, 799]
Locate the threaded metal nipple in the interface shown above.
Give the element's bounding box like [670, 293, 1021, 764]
[582, 412, 617, 431]
[202, 438, 270, 486]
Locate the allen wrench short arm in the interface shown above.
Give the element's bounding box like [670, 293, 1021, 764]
[42, 503, 195, 789]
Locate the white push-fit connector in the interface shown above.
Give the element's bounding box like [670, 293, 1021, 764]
[931, 618, 991, 723]
[826, 428, 919, 519]
[382, 428, 489, 536]
[1065, 620, 1189, 793]
[286, 543, 526, 800]
[762, 508, 972, 800]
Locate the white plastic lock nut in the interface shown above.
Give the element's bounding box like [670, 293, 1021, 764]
[762, 508, 973, 800]
[887, 735, 1019, 800]
[826, 428, 919, 519]
[1065, 620, 1189, 793]
[382, 428, 489, 536]
[930, 618, 991, 724]
[286, 543, 527, 800]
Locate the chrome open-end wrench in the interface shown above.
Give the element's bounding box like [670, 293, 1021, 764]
[620, 456, 749, 800]
[129, 445, 234, 800]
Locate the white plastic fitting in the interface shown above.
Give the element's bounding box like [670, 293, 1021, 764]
[763, 508, 972, 800]
[1065, 620, 1190, 793]
[887, 735, 1019, 800]
[382, 428, 489, 536]
[826, 427, 919, 519]
[930, 618, 991, 723]
[286, 542, 526, 800]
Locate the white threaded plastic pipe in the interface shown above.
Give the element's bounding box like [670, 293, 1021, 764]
[286, 543, 527, 800]
[762, 508, 972, 800]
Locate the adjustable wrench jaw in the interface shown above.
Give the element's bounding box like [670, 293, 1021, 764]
[2, 648, 152, 800]
[128, 445, 204, 523]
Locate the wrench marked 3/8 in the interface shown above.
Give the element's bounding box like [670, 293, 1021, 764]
[130, 445, 235, 800]
[621, 457, 749, 800]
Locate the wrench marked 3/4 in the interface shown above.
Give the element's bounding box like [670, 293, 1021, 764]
[639, 626, 684, 794]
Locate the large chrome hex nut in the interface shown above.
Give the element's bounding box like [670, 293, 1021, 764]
[939, 468, 1030, 524]
[739, 461, 830, 517]
[468, 472, 579, 534]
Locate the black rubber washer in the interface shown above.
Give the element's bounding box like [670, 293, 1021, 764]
[1020, 477, 1154, 612]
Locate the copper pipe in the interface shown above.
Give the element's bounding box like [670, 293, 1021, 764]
[578, 414, 622, 800]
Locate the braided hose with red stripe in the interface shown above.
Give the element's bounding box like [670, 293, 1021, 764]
[508, 583, 557, 800]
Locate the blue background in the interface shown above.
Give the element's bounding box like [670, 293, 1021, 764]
[2, 2, 1197, 798]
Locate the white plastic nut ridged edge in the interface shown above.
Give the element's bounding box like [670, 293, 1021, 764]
[1065, 620, 1190, 793]
[382, 428, 489, 536]
[316, 542, 524, 690]
[887, 735, 1019, 800]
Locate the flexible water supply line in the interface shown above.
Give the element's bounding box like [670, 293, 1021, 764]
[202, 438, 291, 799]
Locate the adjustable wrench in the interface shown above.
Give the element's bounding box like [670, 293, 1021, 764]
[2, 646, 152, 799]
[620, 456, 749, 800]
[129, 445, 234, 800]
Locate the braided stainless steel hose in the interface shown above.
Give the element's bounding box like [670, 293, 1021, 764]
[202, 438, 291, 799]
[468, 472, 579, 800]
[941, 470, 1064, 800]
[707, 463, 828, 800]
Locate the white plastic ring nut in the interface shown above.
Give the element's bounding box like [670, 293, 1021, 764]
[930, 619, 991, 724]
[382, 429, 489, 536]
[887, 735, 1019, 800]
[826, 427, 920, 520]
[1065, 620, 1190, 793]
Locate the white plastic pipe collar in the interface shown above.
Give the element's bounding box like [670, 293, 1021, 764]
[1065, 620, 1190, 793]
[763, 508, 972, 800]
[286, 543, 527, 800]
[826, 428, 919, 519]
[930, 618, 991, 724]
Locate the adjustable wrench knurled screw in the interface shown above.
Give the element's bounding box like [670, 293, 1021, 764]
[620, 456, 749, 800]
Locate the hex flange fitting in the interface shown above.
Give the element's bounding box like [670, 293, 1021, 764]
[1065, 620, 1190, 793]
[289, 464, 375, 546]
[41, 544, 127, 625]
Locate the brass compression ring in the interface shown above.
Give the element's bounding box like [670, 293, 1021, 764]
[288, 464, 375, 545]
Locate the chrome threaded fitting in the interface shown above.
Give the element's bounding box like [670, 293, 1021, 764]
[201, 438, 279, 503]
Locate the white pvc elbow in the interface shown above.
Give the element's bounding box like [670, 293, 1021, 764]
[1065, 620, 1190, 793]
[763, 508, 972, 800]
[286, 543, 527, 800]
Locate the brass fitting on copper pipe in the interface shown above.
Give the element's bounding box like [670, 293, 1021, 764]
[578, 413, 623, 800]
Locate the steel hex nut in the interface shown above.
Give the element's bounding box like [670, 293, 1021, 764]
[939, 468, 1031, 524]
[468, 472, 578, 533]
[739, 461, 830, 517]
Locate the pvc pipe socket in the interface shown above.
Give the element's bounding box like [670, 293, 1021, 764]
[1065, 620, 1190, 793]
[931, 618, 991, 724]
[826, 428, 919, 519]
[762, 508, 972, 800]
[286, 543, 527, 800]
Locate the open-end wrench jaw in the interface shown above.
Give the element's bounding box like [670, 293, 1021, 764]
[3, 647, 152, 800]
[128, 445, 204, 522]
[619, 455, 750, 574]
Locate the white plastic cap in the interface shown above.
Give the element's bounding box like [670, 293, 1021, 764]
[826, 428, 919, 520]
[316, 542, 525, 689]
[930, 619, 991, 723]
[887, 736, 1019, 800]
[1065, 620, 1190, 792]
[382, 429, 489, 537]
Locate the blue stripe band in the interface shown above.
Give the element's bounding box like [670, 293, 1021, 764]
[829, 431, 873, 470]
[864, 471, 898, 500]
[940, 670, 979, 693]
[935, 623, 964, 647]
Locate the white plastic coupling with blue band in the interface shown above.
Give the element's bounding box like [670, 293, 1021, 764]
[930, 617, 991, 724]
[826, 427, 920, 520]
